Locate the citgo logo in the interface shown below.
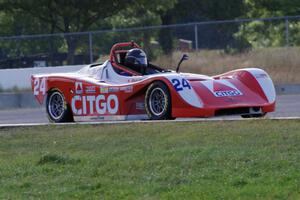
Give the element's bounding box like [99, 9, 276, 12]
[214, 90, 242, 97]
[71, 94, 119, 115]
[202, 80, 243, 98]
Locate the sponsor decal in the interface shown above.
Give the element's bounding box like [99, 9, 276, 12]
[136, 102, 145, 110]
[100, 87, 108, 94]
[75, 82, 83, 94]
[85, 86, 96, 94]
[214, 90, 242, 97]
[108, 87, 119, 93]
[71, 94, 119, 115]
[120, 86, 133, 93]
[255, 73, 268, 79]
[224, 97, 238, 103]
[202, 80, 243, 98]
[128, 78, 143, 83]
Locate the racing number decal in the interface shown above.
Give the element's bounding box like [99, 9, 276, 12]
[171, 78, 191, 91]
[169, 77, 202, 108]
[172, 79, 182, 91]
[33, 77, 46, 95]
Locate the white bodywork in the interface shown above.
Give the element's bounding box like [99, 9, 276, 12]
[246, 68, 276, 103]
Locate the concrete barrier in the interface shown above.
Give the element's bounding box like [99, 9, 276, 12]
[275, 84, 300, 95]
[0, 84, 299, 110]
[0, 92, 41, 109]
[0, 65, 84, 90]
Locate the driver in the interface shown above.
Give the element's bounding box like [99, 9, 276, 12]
[124, 48, 148, 75]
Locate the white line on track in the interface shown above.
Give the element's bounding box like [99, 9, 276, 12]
[0, 117, 299, 128]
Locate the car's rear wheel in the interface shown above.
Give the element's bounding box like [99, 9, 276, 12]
[145, 81, 172, 120]
[46, 90, 74, 123]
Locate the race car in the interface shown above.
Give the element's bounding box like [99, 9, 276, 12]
[31, 41, 276, 123]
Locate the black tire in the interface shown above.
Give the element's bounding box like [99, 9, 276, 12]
[241, 113, 266, 118]
[46, 90, 74, 123]
[145, 81, 172, 120]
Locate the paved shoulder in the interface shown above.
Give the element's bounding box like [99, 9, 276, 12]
[0, 108, 47, 124]
[269, 94, 300, 117]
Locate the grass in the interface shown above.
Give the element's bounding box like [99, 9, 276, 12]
[0, 120, 300, 199]
[153, 47, 300, 84]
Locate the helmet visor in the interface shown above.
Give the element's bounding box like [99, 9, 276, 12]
[135, 56, 147, 66]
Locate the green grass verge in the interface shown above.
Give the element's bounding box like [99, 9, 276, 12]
[0, 120, 300, 199]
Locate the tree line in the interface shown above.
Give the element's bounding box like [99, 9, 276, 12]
[0, 0, 299, 66]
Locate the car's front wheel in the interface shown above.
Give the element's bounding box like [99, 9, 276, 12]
[145, 81, 173, 120]
[241, 113, 266, 118]
[46, 90, 74, 123]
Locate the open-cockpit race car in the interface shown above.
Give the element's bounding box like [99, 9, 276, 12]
[31, 42, 276, 123]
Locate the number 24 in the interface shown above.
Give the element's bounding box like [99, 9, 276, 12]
[171, 78, 191, 91]
[33, 78, 46, 95]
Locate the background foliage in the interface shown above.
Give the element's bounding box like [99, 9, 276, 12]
[0, 0, 299, 67]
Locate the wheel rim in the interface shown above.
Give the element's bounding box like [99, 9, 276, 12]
[48, 92, 65, 120]
[149, 88, 167, 116]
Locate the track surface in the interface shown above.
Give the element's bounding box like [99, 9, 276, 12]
[0, 94, 299, 125]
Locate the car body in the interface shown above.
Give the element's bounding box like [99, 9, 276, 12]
[31, 42, 276, 123]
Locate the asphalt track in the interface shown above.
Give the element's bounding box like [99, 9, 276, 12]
[0, 94, 299, 125]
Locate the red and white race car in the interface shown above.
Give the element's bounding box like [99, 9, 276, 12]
[31, 42, 276, 123]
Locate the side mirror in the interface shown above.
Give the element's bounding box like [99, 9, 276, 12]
[176, 54, 189, 73]
[182, 54, 189, 61]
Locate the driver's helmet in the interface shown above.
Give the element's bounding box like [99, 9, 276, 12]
[124, 48, 148, 71]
